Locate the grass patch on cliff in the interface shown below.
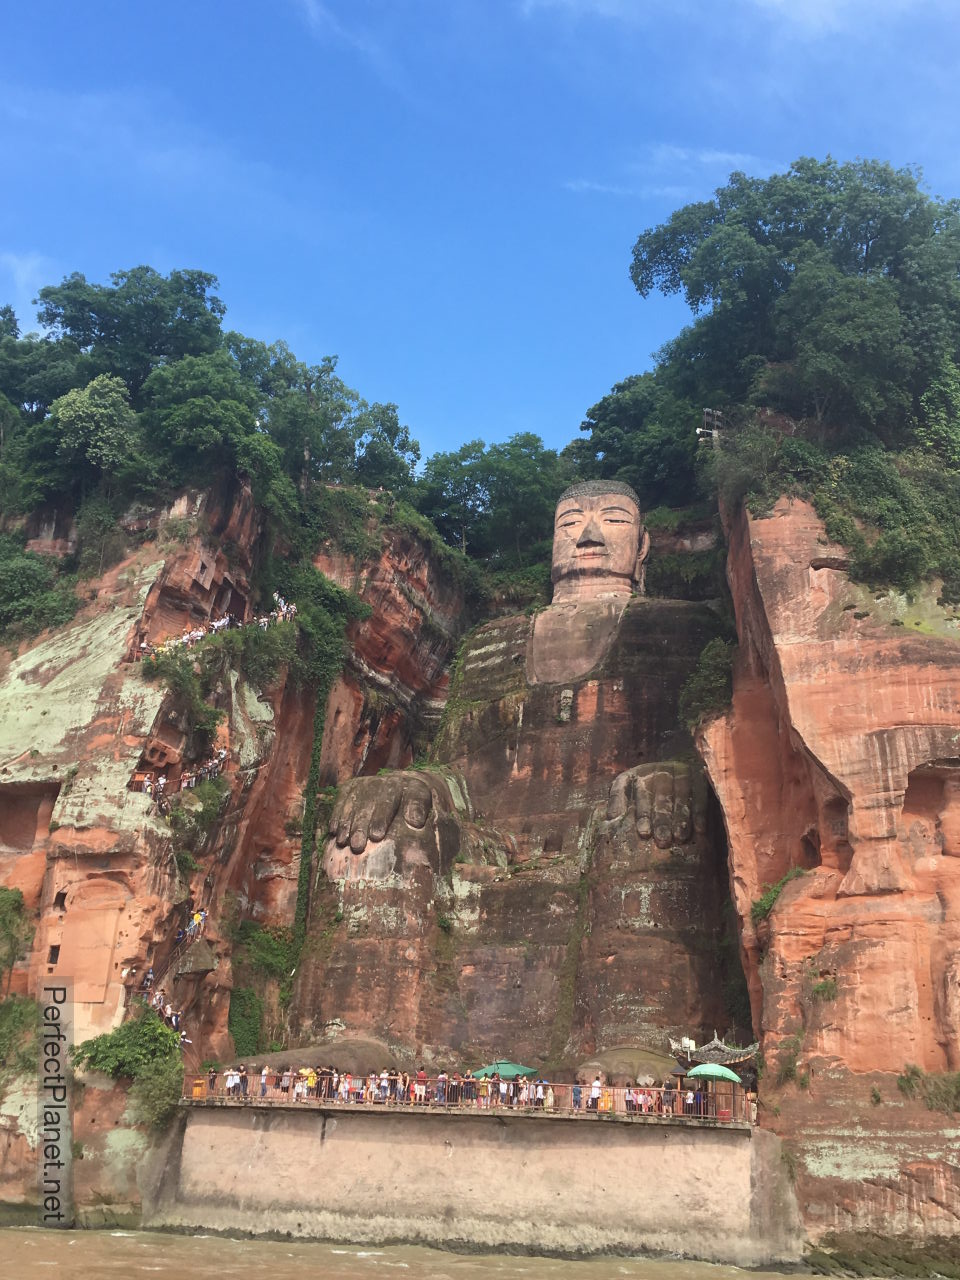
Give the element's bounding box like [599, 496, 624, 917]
[0, 995, 39, 1079]
[141, 647, 224, 751]
[811, 976, 838, 1002]
[235, 923, 295, 982]
[897, 1063, 960, 1114]
[751, 867, 806, 925]
[228, 987, 264, 1057]
[72, 1003, 182, 1129]
[678, 637, 736, 729]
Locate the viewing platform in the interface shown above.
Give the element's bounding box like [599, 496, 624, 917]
[150, 1080, 794, 1266]
[180, 1092, 752, 1131]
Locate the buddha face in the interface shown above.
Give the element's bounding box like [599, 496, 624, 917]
[551, 487, 643, 602]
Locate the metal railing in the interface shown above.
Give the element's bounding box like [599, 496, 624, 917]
[185, 1073, 751, 1124]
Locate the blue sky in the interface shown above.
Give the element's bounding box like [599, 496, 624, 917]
[1, 0, 957, 458]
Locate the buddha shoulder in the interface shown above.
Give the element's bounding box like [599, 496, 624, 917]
[450, 613, 533, 703]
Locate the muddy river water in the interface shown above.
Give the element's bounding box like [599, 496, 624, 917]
[2, 1228, 814, 1280]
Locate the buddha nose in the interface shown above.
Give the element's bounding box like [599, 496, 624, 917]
[577, 517, 606, 549]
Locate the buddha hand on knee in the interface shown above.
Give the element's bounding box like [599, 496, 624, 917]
[605, 761, 706, 849]
[324, 770, 463, 880]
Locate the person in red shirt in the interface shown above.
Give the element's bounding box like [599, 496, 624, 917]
[415, 1066, 427, 1104]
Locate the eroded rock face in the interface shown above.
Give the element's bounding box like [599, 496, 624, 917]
[700, 496, 960, 1244]
[314, 525, 463, 779]
[0, 486, 471, 1067]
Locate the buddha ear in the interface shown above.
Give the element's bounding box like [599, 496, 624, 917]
[635, 528, 650, 595]
[637, 528, 650, 567]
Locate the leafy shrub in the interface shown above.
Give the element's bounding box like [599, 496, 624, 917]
[0, 534, 77, 638]
[304, 484, 380, 564]
[72, 1004, 181, 1129]
[0, 995, 39, 1078]
[203, 619, 298, 690]
[482, 558, 552, 611]
[165, 777, 228, 851]
[0, 886, 33, 992]
[751, 867, 806, 924]
[141, 646, 224, 750]
[811, 977, 838, 1002]
[173, 848, 200, 877]
[678, 637, 735, 728]
[646, 548, 725, 600]
[775, 1032, 804, 1087]
[76, 497, 127, 578]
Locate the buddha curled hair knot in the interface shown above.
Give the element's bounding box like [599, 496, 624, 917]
[556, 479, 641, 509]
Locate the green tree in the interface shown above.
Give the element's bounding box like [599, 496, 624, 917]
[627, 157, 960, 438]
[0, 888, 33, 995]
[0, 305, 17, 339]
[141, 350, 258, 482]
[0, 332, 89, 421]
[417, 439, 490, 553]
[573, 373, 698, 507]
[50, 374, 141, 499]
[36, 267, 225, 399]
[354, 402, 420, 495]
[769, 250, 912, 429]
[917, 357, 960, 467]
[484, 432, 572, 561]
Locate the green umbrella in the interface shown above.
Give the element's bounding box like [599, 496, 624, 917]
[473, 1060, 537, 1080]
[686, 1062, 742, 1084]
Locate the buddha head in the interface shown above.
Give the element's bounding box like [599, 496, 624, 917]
[551, 480, 648, 602]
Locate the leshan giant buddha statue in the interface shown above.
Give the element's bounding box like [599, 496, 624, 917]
[296, 481, 733, 1066]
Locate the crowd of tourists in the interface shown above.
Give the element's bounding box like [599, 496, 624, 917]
[140, 982, 192, 1048]
[136, 908, 209, 1052]
[132, 748, 227, 808]
[200, 1065, 741, 1120]
[135, 592, 298, 663]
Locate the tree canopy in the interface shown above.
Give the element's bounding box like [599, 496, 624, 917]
[5, 155, 960, 618]
[626, 156, 960, 439]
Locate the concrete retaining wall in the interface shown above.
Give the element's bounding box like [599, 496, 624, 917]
[146, 1105, 803, 1265]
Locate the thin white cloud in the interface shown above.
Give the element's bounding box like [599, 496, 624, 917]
[0, 251, 57, 331]
[564, 178, 635, 196]
[566, 142, 774, 203]
[0, 85, 325, 249]
[564, 177, 696, 201]
[642, 144, 762, 172]
[522, 0, 936, 32]
[748, 0, 925, 32]
[289, 0, 405, 91]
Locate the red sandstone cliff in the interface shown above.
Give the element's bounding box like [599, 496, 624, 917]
[6, 483, 960, 1255]
[701, 496, 960, 1246]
